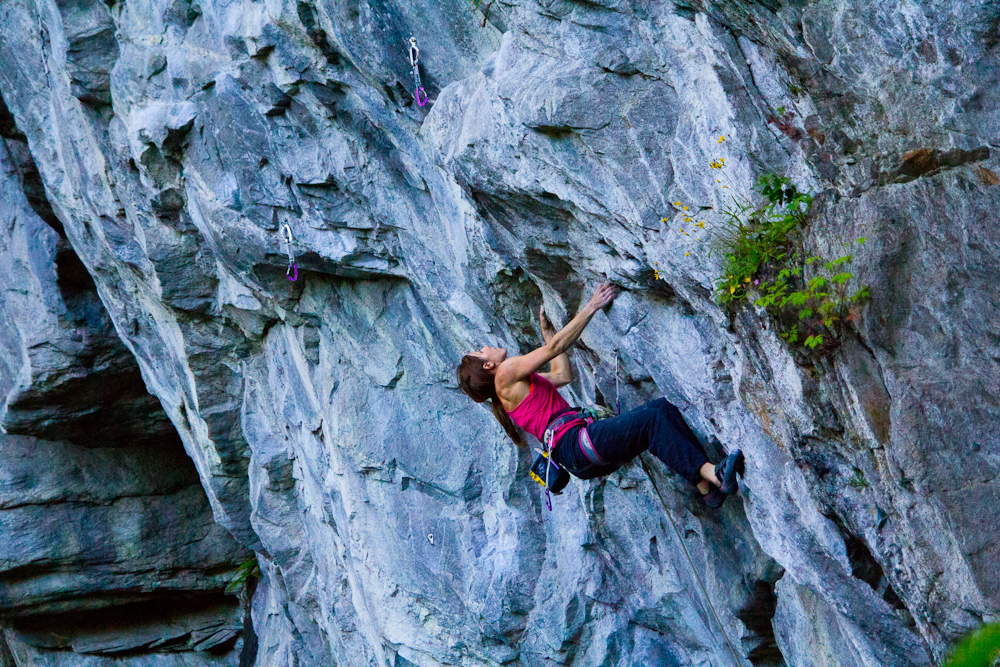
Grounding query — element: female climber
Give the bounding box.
[457,283,743,507]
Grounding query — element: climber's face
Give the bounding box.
[475,345,507,370]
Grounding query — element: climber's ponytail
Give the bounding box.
[490,397,526,449]
[457,355,526,450]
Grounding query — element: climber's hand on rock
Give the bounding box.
[585,283,618,313]
[540,306,556,342]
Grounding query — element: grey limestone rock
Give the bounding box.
[0,0,998,665]
[0,77,248,665]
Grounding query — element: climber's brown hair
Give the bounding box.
[457,355,526,450]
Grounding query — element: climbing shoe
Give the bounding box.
[715,449,744,496]
[702,486,727,509]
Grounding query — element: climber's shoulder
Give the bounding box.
[496,344,555,387]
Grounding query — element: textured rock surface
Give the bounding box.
[0,0,998,665]
[0,72,247,665]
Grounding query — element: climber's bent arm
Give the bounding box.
[538,352,573,387]
[537,306,573,387]
[496,303,599,391]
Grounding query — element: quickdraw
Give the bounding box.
[614,347,621,416]
[408,37,428,107]
[281,224,298,281]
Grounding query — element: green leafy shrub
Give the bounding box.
[942,622,1000,667]
[714,174,813,306]
[662,139,870,353]
[754,240,871,350]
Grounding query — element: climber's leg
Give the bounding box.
[584,398,710,486]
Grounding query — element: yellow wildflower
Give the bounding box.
[720,157,725,163]
[662,217,668,222]
[730,285,736,294]
[697,221,705,228]
[744,277,751,283]
[685,252,690,257]
[674,201,682,206]
[718,135,725,143]
[683,206,688,211]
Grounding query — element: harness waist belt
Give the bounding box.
[543,408,613,468]
[542,409,589,451]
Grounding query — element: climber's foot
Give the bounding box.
[715,449,744,496]
[702,486,727,509]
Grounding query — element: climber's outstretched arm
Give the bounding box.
[496,284,617,391]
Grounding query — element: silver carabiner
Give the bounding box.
[280,224,294,261]
[408,37,428,106]
[408,37,419,67]
[281,224,298,282]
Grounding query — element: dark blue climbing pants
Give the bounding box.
[553,398,710,485]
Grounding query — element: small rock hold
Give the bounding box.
[975,165,999,186]
[896,148,939,180]
[148,54,167,79]
[892,146,991,183]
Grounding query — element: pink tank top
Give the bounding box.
[507,374,580,447]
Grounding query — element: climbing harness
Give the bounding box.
[530,405,622,509]
[408,37,428,107]
[529,350,625,509]
[281,224,298,281]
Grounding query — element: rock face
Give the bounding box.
[0,74,247,665]
[0,0,998,665]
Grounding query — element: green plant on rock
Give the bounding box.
[941,621,1000,667]
[225,555,261,596]
[661,138,870,353]
[754,239,871,350]
[715,173,813,306]
[846,467,869,490]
